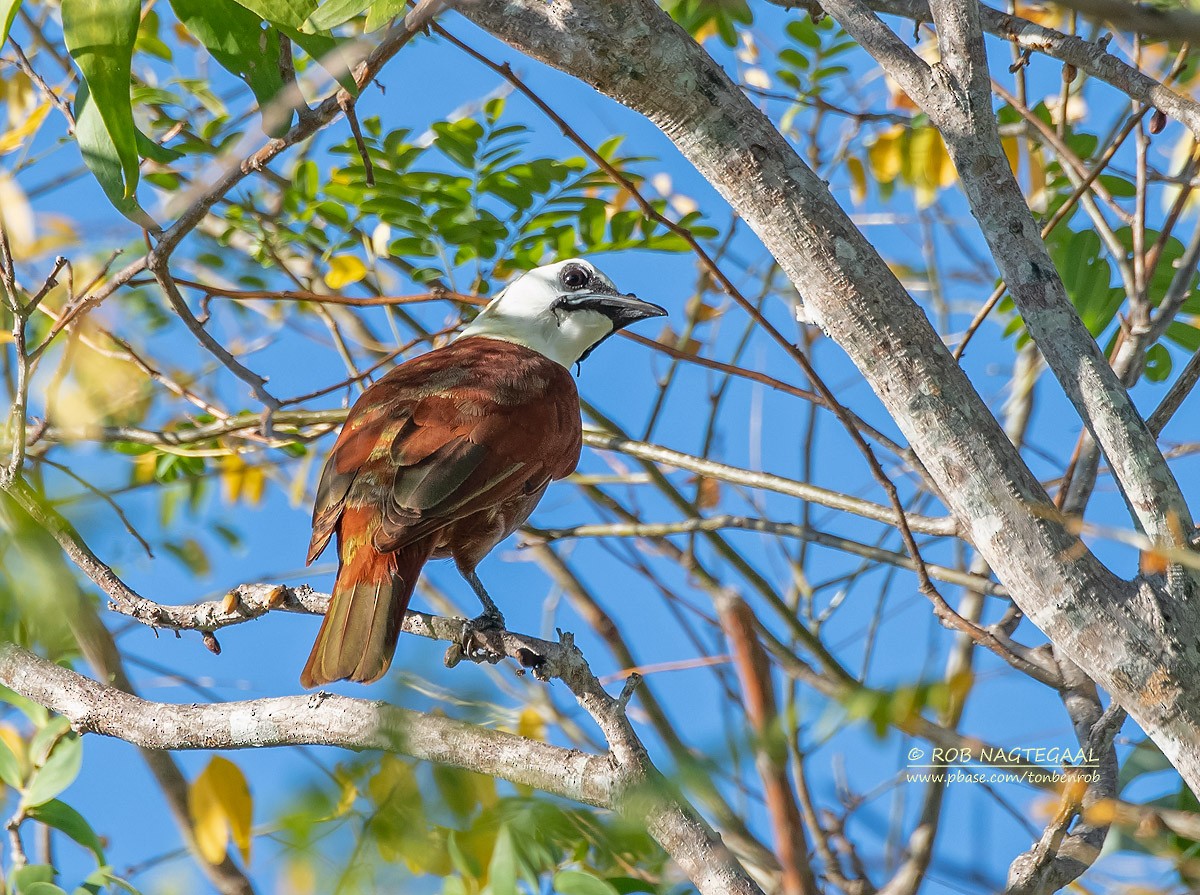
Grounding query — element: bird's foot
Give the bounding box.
[443,609,507,668]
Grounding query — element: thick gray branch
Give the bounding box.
[823,0,1195,564]
[0,639,764,895]
[453,0,1200,794]
[0,642,615,805]
[1050,0,1200,47]
[836,0,1200,136]
[773,0,1200,135]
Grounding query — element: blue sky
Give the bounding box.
[6,3,1200,893]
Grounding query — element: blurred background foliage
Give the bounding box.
[0,0,1197,893]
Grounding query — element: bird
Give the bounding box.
[300,258,667,688]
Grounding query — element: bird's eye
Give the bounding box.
[560,264,589,290]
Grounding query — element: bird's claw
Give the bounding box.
[444,611,507,668]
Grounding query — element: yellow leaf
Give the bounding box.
[1028,145,1047,213]
[242,464,265,506]
[517,706,545,741]
[21,215,78,262]
[656,326,702,356]
[221,454,246,505]
[1001,135,1021,177]
[0,103,49,156]
[190,776,228,864]
[173,21,197,46]
[333,769,358,818]
[283,858,317,895]
[743,67,771,89]
[934,135,957,188]
[133,451,157,485]
[0,72,37,128]
[368,755,419,803]
[1082,798,1117,825]
[0,174,33,249]
[0,724,27,778]
[691,20,719,44]
[847,155,867,205]
[219,455,264,505]
[908,127,955,209]
[57,324,152,429]
[1022,4,1065,28]
[188,756,253,866]
[867,125,905,185]
[325,255,367,289]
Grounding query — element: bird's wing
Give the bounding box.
[308,339,581,563]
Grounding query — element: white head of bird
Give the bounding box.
[459,258,667,368]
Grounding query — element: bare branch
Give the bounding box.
[456,0,1200,796]
[0,634,765,895]
[0,641,616,806]
[583,432,958,537]
[1051,0,1200,46]
[524,515,1003,594]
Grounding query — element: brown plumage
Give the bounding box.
[300,336,583,688]
[301,257,665,687]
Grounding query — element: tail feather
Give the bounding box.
[300,539,433,688]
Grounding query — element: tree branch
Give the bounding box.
[1049,0,1200,47]
[773,0,1200,137]
[0,641,615,805]
[0,630,766,895]
[34,417,960,538]
[454,0,1200,796]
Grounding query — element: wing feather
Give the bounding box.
[308,337,582,563]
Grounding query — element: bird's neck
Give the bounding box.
[458,312,604,369]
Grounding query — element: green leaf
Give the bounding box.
[364,0,405,31]
[1119,738,1174,792]
[73,80,158,230]
[29,716,70,766]
[486,825,517,895]
[1166,320,1200,352]
[1048,229,1123,336]
[1143,343,1172,382]
[1098,173,1136,198]
[135,130,183,164]
[23,884,69,895]
[432,119,483,168]
[79,865,140,895]
[22,733,82,809]
[553,870,621,895]
[62,0,141,198]
[607,878,659,895]
[0,733,22,788]
[306,0,372,31]
[170,0,293,137]
[280,25,359,95]
[228,0,315,30]
[11,865,55,892]
[0,685,50,726]
[0,0,22,46]
[29,799,106,861]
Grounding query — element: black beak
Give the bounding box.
[561,292,668,330]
